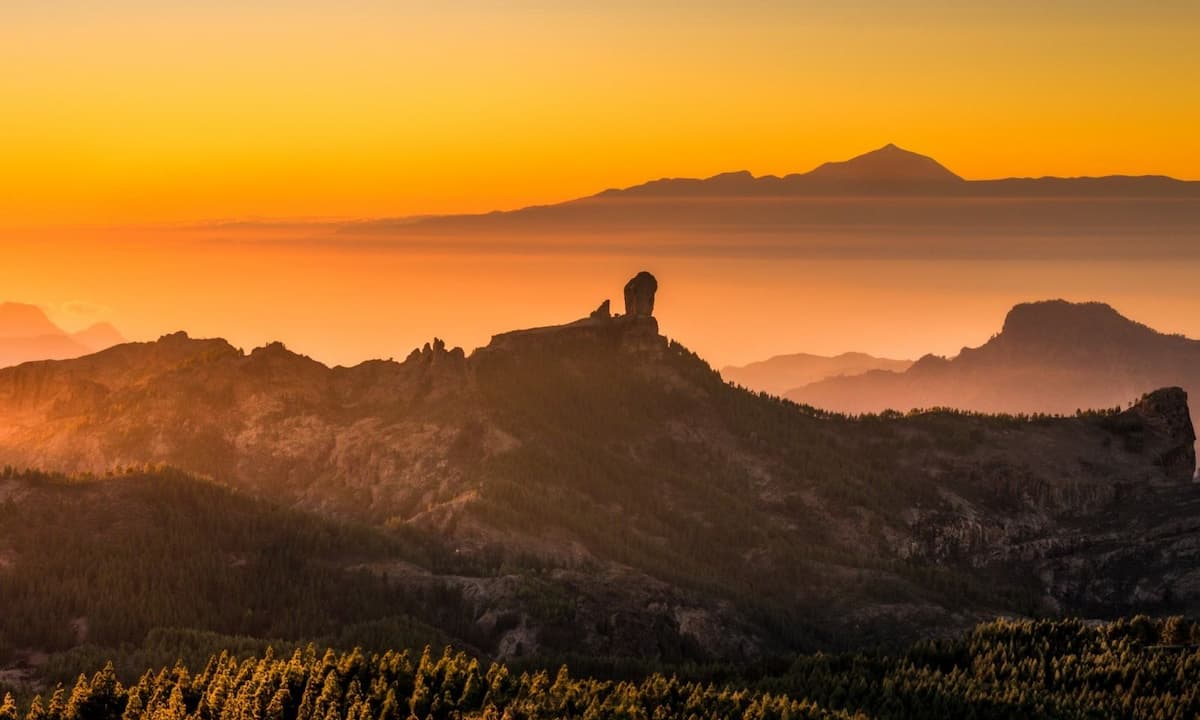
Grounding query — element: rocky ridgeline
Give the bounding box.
[0,272,1198,659]
[484,271,664,357]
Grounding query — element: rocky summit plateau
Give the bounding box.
[0,273,1198,664]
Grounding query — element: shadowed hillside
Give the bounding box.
[0,275,1197,669]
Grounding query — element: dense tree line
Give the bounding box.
[4,617,1200,720]
[0,468,458,666]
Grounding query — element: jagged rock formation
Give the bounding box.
[0,278,1197,660]
[487,273,662,356]
[623,271,658,317]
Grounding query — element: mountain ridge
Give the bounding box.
[0,274,1197,662]
[788,300,1200,430]
[585,144,1196,201]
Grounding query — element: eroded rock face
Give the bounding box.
[623,272,658,318]
[1117,387,1196,481]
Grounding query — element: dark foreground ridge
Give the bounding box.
[0,273,1197,669]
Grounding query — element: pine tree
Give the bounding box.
[24,696,47,720]
[0,694,19,720]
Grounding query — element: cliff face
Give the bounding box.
[0,277,1197,659]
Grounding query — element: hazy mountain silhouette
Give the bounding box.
[0,302,64,338]
[801,143,964,182]
[0,302,125,368]
[0,275,1195,660]
[788,300,1200,426]
[339,145,1200,261]
[589,144,1188,199]
[722,351,912,397]
[71,321,125,352]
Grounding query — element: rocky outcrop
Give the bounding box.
[1104,387,1196,481]
[486,274,663,355]
[623,271,657,318]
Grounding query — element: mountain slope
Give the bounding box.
[721,351,913,397]
[0,467,448,665]
[787,300,1200,424]
[0,276,1197,661]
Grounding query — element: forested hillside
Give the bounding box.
[0,468,461,676]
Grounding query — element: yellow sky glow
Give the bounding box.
[2,1,1198,226]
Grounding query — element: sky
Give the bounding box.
[2,0,1198,226]
[1,1,1198,369]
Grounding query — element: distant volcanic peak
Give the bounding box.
[0,302,62,339]
[804,143,964,183]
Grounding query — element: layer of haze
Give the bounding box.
[3,1,1198,368]
[5,225,1200,369]
[2,0,1199,225]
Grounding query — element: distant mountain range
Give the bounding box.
[0,302,124,368]
[342,144,1199,260]
[0,274,1195,664]
[721,351,913,397]
[588,143,1196,199]
[783,301,1200,458]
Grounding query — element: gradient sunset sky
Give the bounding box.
[2,1,1199,370]
[3,0,1198,226]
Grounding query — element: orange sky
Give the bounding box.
[2,2,1199,369]
[2,1,1198,226]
